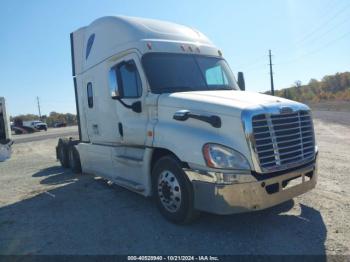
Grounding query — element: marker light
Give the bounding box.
[180,45,186,51]
[147,42,152,50]
[188,46,193,52]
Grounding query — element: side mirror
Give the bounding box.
[131,101,142,113]
[237,72,245,91]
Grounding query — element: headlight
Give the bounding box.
[202,143,250,170]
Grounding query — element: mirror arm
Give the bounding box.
[114,98,142,113]
[115,97,132,109]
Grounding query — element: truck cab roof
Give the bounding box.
[71,16,220,76]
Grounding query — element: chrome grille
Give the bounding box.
[252,110,315,170]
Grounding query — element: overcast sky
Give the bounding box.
[1,0,349,116]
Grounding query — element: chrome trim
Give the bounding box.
[241,103,316,174]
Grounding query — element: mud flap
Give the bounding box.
[0,140,13,161]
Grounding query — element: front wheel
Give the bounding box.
[152,155,199,224]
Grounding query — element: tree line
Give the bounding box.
[266,72,350,102]
[11,112,77,127]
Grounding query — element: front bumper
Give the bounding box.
[188,158,318,215]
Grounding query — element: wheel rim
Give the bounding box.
[157,170,182,213]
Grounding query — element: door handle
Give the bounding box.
[118,122,123,137]
[173,110,221,128]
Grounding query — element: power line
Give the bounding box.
[243,62,267,72]
[236,54,267,69]
[289,10,350,54]
[234,1,348,71]
[276,29,350,65]
[245,21,350,72]
[297,0,350,43]
[292,1,350,47]
[299,15,350,48]
[274,1,350,56]
[235,1,348,71]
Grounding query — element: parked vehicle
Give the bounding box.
[12,126,28,135]
[21,126,39,133]
[57,16,318,223]
[0,97,13,161]
[54,122,67,128]
[23,120,47,131]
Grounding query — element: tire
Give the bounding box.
[68,145,82,174]
[152,155,200,224]
[57,140,69,168]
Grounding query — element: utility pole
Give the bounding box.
[37,96,42,120]
[269,49,275,96]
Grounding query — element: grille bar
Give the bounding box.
[252,110,315,171]
[258,145,315,159]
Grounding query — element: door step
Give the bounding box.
[112,176,145,192]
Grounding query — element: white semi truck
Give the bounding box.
[0,97,13,161]
[57,16,318,223]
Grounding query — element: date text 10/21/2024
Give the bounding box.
[127,256,219,261]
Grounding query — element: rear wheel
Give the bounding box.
[57,140,69,168]
[68,145,82,174]
[152,155,199,224]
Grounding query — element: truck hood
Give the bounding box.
[158,90,303,117]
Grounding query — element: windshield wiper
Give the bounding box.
[158,86,196,94]
[157,85,234,94]
[206,85,235,91]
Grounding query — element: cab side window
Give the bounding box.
[205,65,229,85]
[87,82,93,108]
[109,60,142,98]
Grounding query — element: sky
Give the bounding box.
[0,0,349,116]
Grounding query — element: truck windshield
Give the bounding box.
[142,53,239,94]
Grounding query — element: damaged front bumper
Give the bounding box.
[185,156,318,215]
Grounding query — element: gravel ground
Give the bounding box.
[0,112,349,255]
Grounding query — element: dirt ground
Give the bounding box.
[0,112,349,255]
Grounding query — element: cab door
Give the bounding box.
[108,53,149,146]
[82,77,100,142]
